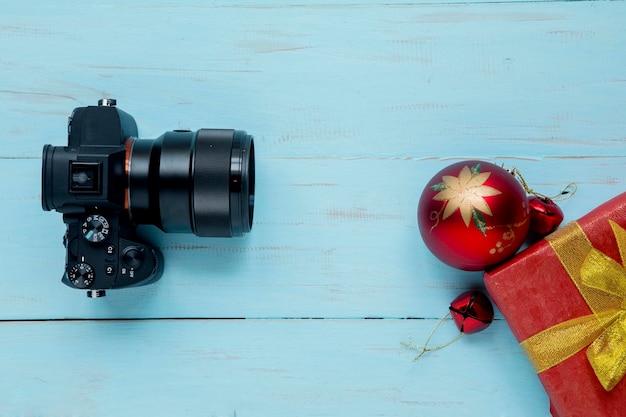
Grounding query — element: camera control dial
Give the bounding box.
[81,214,110,243]
[68,262,95,288]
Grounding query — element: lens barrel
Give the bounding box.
[128,129,254,237]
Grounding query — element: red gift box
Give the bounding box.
[484,192,626,417]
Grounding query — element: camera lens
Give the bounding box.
[127,129,254,237]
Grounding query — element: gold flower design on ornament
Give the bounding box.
[430,163,502,236]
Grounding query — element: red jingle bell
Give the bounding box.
[449,290,494,334]
[528,195,564,237]
[402,290,494,361]
[418,160,530,271]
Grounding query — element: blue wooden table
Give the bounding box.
[2,1,625,415]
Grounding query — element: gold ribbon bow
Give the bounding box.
[520,220,626,391]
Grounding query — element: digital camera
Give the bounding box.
[42,99,255,297]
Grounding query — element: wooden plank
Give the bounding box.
[2,1,626,158]
[1,155,624,319]
[0,318,549,417]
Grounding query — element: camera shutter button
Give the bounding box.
[98,98,116,107]
[122,246,145,268]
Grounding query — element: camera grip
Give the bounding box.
[62,212,163,296]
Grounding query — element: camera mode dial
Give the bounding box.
[81,214,110,243]
[68,262,95,288]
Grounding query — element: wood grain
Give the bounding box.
[2,1,625,415]
[0,319,547,417]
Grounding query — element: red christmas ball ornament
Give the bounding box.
[418,160,530,270]
[528,195,564,236]
[449,290,494,334]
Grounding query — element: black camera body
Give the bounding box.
[42,100,255,297]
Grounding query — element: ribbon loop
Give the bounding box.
[581,249,626,299]
[587,312,626,391]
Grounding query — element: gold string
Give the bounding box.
[402,313,465,362]
[506,167,577,202]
